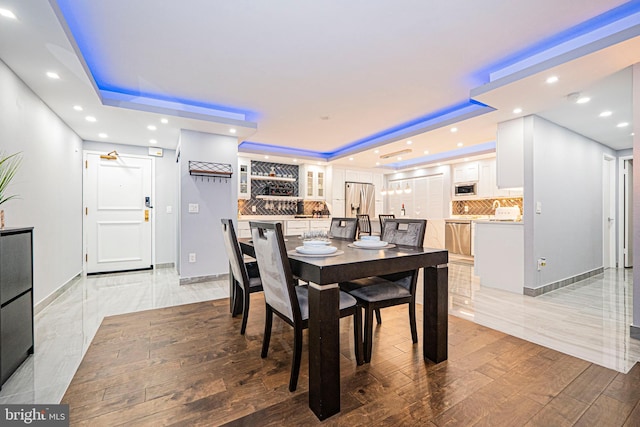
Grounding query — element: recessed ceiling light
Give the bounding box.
[46,72,60,80]
[229,128,237,134]
[599,111,612,117]
[457,142,463,147]
[437,163,441,166]
[464,158,469,162]
[397,156,402,161]
[406,140,412,145]
[631,133,635,136]
[423,150,429,155]
[264,155,269,159]
[375,162,380,166]
[0,8,17,19]
[85,116,96,122]
[513,108,522,114]
[293,159,298,162]
[374,150,379,154]
[576,96,590,104]
[317,161,322,165]
[450,127,458,133]
[617,122,629,128]
[349,157,354,161]
[149,139,157,144]
[160,118,168,124]
[98,133,107,138]
[546,76,559,84]
[73,105,83,111]
[147,125,157,131]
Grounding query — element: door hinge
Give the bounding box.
[85,254,88,262]
[85,207,88,215]
[85,160,88,169]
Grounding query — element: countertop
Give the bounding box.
[238,215,332,221]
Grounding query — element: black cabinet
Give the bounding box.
[0,227,34,388]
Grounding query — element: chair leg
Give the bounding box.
[364,306,374,363]
[409,301,418,344]
[261,305,273,358]
[353,307,364,365]
[375,308,382,325]
[240,287,250,335]
[289,324,303,392]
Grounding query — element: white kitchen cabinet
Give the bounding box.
[237,158,251,200]
[345,169,373,184]
[301,164,326,200]
[453,162,479,183]
[237,220,251,238]
[331,199,346,217]
[309,219,331,232]
[286,220,309,236]
[331,168,346,200]
[345,170,358,182]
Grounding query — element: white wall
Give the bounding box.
[83,141,177,265]
[523,115,615,291]
[0,59,83,305]
[178,129,237,280]
[632,62,640,333]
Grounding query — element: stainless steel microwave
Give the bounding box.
[454,183,476,196]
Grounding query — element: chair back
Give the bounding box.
[356,214,372,235]
[221,219,250,290]
[382,219,426,247]
[249,221,300,324]
[329,217,358,240]
[378,214,395,230]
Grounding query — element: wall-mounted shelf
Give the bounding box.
[252,175,295,182]
[189,161,233,179]
[256,195,302,201]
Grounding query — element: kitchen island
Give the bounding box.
[474,220,524,294]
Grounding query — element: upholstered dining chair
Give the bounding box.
[356,214,381,239]
[221,219,263,335]
[339,218,427,363]
[378,214,395,231]
[249,221,363,391]
[329,217,358,240]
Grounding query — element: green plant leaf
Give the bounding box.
[0,152,23,206]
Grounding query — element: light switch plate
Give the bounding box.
[188,203,199,213]
[166,205,173,214]
[536,201,542,214]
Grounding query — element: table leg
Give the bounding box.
[308,283,340,420]
[423,264,448,363]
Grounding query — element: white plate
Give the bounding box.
[353,240,388,248]
[296,245,338,255]
[303,240,330,246]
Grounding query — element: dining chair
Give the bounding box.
[221,219,263,335]
[339,218,427,363]
[329,217,358,240]
[249,221,363,391]
[378,214,395,231]
[356,214,380,238]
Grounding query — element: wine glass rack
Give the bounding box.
[189,161,233,182]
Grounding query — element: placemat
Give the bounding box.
[287,249,345,258]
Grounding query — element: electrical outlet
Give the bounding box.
[188,203,199,213]
[537,257,546,271]
[252,205,257,212]
[189,253,196,263]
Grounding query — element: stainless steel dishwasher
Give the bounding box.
[445,220,471,255]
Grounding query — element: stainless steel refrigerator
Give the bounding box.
[345,182,375,218]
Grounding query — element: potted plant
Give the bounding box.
[0,152,22,229]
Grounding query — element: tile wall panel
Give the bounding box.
[451,197,523,216]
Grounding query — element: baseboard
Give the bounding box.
[179,273,229,285]
[631,325,640,340]
[523,267,604,297]
[34,271,82,316]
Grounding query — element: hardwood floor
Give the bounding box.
[62,294,640,426]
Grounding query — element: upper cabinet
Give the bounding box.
[301,164,326,200]
[452,162,479,183]
[237,157,251,199]
[496,118,524,188]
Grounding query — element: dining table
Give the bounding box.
[232,235,448,421]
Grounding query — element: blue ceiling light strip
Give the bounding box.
[238,141,329,160]
[385,141,497,170]
[53,0,257,123]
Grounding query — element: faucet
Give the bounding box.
[492,200,501,210]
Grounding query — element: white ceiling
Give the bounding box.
[0,0,636,169]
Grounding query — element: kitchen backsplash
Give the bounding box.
[451,197,523,216]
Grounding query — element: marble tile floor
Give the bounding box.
[1,262,638,406]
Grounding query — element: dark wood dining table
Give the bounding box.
[232,236,448,420]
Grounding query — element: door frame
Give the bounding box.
[618,155,633,268]
[82,150,156,274]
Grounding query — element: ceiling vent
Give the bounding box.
[379,148,412,159]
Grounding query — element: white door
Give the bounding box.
[624,159,634,268]
[603,156,616,268]
[84,152,153,273]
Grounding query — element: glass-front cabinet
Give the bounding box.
[238,157,251,199]
[301,164,325,200]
